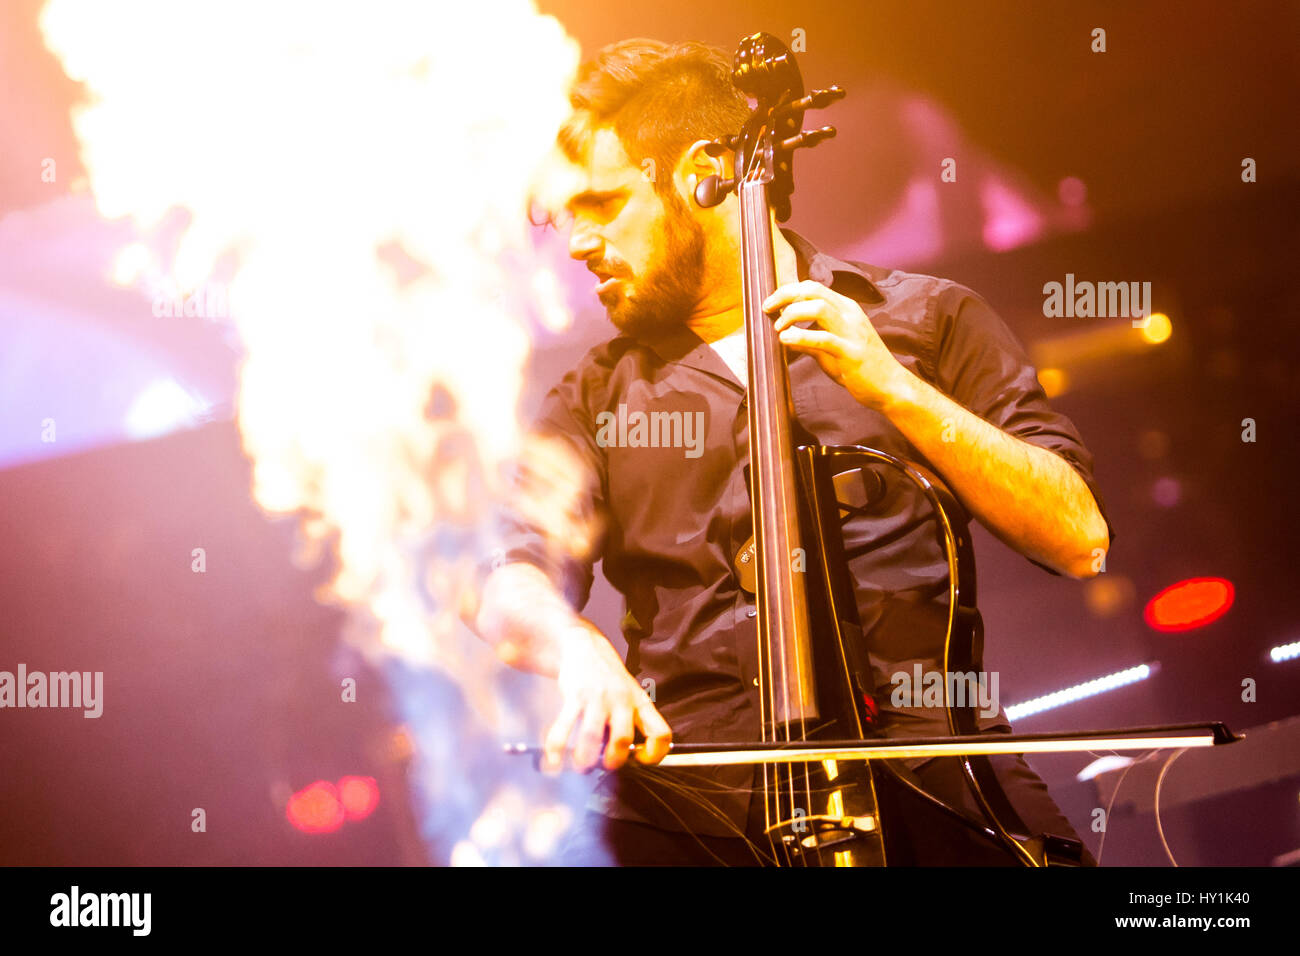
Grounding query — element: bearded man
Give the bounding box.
[469,38,1113,866]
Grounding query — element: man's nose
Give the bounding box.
[568,225,603,263]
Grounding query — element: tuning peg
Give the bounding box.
[703,136,737,157]
[811,85,846,107]
[779,125,836,152]
[778,85,847,116]
[694,174,737,208]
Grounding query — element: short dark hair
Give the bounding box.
[557,39,750,197]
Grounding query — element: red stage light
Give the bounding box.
[1144,577,1235,632]
[286,780,345,834]
[337,775,381,821]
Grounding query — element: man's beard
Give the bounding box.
[604,191,706,338]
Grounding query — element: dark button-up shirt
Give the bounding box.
[493,228,1114,835]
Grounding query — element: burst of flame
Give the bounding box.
[41,0,591,860]
[42,0,577,658]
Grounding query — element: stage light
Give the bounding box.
[337,775,380,821]
[1037,367,1068,397]
[1139,312,1172,344]
[1004,663,1154,721]
[1144,577,1234,632]
[1057,176,1087,207]
[1151,476,1181,508]
[1269,641,1300,663]
[286,780,345,834]
[1084,574,1135,618]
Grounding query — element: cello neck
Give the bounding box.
[738,178,819,730]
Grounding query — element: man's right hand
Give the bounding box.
[468,562,671,773]
[542,624,672,773]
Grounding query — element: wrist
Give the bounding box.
[552,617,613,668]
[870,363,924,416]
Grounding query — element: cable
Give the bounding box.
[1096,749,1159,866]
[1153,747,1188,867]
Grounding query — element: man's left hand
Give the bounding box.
[764,280,909,411]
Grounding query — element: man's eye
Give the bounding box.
[566,195,621,222]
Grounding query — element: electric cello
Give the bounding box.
[510,31,1240,866]
[694,29,1005,866]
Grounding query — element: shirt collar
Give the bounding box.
[633,227,885,367]
[780,226,886,305]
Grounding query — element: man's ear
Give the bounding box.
[675,138,730,199]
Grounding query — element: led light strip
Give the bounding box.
[1269,641,1300,663]
[1004,663,1154,721]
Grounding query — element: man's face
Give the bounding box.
[561,127,706,336]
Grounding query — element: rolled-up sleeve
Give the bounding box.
[483,363,609,610]
[929,284,1116,574]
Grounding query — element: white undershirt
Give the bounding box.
[708,327,748,385]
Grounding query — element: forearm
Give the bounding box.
[470,561,604,678]
[881,369,1110,579]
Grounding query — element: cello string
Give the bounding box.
[763,123,816,864]
[740,166,771,860]
[743,121,817,866]
[763,144,803,865]
[741,143,793,867]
